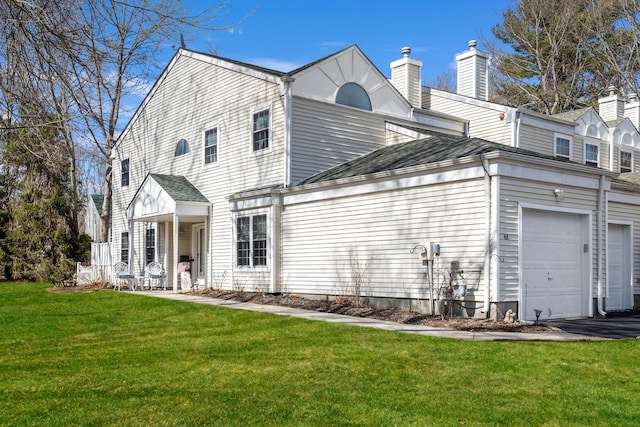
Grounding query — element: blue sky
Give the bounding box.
[177,0,516,84]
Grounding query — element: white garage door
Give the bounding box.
[607,224,632,311]
[522,209,589,321]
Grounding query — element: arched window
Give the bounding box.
[175,138,190,156]
[336,82,372,111]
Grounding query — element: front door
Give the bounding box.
[607,223,632,311]
[193,224,206,286]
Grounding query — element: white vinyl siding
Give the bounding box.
[280,178,486,301]
[290,97,386,183]
[424,91,513,145]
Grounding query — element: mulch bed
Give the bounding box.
[48,283,552,332]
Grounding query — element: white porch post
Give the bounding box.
[164,222,169,269]
[128,219,134,273]
[173,213,179,293]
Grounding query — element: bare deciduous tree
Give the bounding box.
[1,0,237,244]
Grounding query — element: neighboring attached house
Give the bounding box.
[111,41,640,321]
[85,194,105,242]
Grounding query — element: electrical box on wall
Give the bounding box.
[420,242,440,264]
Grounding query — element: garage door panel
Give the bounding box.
[522,209,588,321]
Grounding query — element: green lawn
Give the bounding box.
[1,282,639,426]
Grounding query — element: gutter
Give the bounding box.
[597,174,607,317]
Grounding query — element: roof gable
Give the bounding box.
[127,174,209,221]
[289,45,411,118]
[610,117,640,149]
[114,48,284,154]
[573,108,609,139]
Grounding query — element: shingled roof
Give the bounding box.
[149,174,209,203]
[297,133,574,185]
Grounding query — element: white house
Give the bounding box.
[110,42,640,321]
[84,194,105,243]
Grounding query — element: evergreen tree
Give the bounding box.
[489,0,638,114]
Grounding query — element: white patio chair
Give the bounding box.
[113,262,134,291]
[146,262,167,290]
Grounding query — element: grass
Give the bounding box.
[1,282,640,426]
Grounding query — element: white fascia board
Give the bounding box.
[114,50,282,155]
[426,87,514,113]
[282,166,485,206]
[411,110,467,134]
[385,122,427,139]
[175,202,210,217]
[519,112,577,134]
[229,196,275,212]
[609,191,640,205]
[494,162,606,189]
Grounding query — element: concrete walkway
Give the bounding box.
[130,291,595,342]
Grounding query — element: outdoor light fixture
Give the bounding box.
[534,309,542,325]
[553,188,564,201]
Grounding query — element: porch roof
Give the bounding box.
[127,173,210,222]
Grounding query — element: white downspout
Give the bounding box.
[514,111,521,148]
[597,174,606,316]
[281,75,294,187]
[482,157,492,317]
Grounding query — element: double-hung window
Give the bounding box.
[121,158,130,187]
[252,108,270,151]
[554,134,571,159]
[236,214,267,267]
[620,150,633,173]
[145,227,156,265]
[121,232,129,263]
[204,126,218,165]
[585,142,599,167]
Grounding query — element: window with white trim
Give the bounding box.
[584,142,599,167]
[121,158,130,187]
[554,134,571,159]
[336,82,372,111]
[204,126,218,165]
[620,150,633,173]
[120,232,129,263]
[236,214,267,267]
[145,227,156,265]
[175,138,190,156]
[252,108,270,151]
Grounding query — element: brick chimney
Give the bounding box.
[598,86,625,122]
[390,47,422,107]
[456,40,489,101]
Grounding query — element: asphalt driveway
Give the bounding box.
[547,312,640,340]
